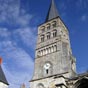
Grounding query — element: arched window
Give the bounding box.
[47,24,50,30]
[41,26,45,33]
[47,32,51,39]
[43,49,46,55]
[48,47,51,53]
[41,50,43,56]
[54,45,57,52]
[51,46,54,52]
[52,21,56,28]
[46,48,48,54]
[41,35,45,42]
[53,30,57,37]
[37,51,41,57]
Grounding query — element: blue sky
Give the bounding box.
[0,0,88,88]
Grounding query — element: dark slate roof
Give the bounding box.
[45,0,59,22]
[0,65,9,85]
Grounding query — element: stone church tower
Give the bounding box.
[30,0,88,88]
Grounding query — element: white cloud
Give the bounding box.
[2,63,34,88]
[8,47,34,69]
[0,0,33,26]
[0,0,20,23]
[15,27,36,49]
[0,26,36,88]
[16,12,33,27]
[0,28,11,38]
[0,0,36,88]
[81,15,88,21]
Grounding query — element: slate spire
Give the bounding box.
[45,0,59,22]
[0,58,9,85]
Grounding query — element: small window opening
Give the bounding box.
[41,27,45,33]
[47,26,50,30]
[53,30,57,37]
[47,33,51,39]
[46,69,49,74]
[52,21,56,28]
[41,35,44,42]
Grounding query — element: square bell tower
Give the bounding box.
[30,0,77,88]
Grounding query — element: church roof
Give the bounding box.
[0,65,9,85]
[45,0,59,22]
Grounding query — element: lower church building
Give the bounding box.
[0,58,9,88]
[30,0,88,88]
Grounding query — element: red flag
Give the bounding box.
[0,57,2,65]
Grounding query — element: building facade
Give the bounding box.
[30,0,88,88]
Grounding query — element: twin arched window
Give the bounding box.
[52,21,56,28]
[47,32,51,39]
[40,21,57,32]
[41,35,44,42]
[41,26,45,33]
[47,24,50,30]
[40,30,57,42]
[53,30,57,37]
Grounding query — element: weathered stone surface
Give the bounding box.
[30,0,88,88]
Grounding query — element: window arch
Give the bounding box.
[47,24,50,30]
[52,21,57,28]
[46,48,48,54]
[54,45,57,52]
[51,46,54,52]
[48,47,51,53]
[37,83,44,88]
[47,32,51,39]
[41,35,45,42]
[41,50,43,56]
[53,29,57,37]
[43,49,46,55]
[41,26,45,33]
[37,51,41,57]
